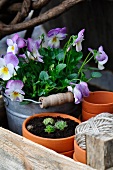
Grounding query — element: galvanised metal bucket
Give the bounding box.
[0,95,7,128]
[2,93,81,135]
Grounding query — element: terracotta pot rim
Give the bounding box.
[61,150,74,154]
[83,91,113,105]
[22,112,81,141]
[82,109,99,115]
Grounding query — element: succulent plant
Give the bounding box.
[55,120,68,130]
[44,125,55,133]
[43,117,55,125]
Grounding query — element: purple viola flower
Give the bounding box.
[67,81,89,104]
[4,52,19,67]
[67,85,82,104]
[12,34,19,42]
[16,37,26,48]
[35,37,43,49]
[88,46,108,70]
[27,38,43,62]
[96,46,108,70]
[27,38,35,52]
[27,38,41,52]
[73,82,89,104]
[47,27,67,48]
[73,29,85,52]
[18,54,26,58]
[73,86,83,104]
[76,82,90,97]
[5,80,25,102]
[7,34,26,54]
[88,47,94,54]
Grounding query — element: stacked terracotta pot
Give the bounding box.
[73,140,86,164]
[82,91,113,121]
[73,91,113,163]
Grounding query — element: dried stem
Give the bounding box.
[0,0,84,39]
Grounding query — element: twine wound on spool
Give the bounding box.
[39,92,74,108]
[75,112,113,150]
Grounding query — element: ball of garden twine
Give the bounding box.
[75,112,113,150]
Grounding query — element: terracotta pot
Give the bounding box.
[82,91,113,121]
[73,152,78,161]
[22,113,81,156]
[74,140,86,164]
[82,110,97,122]
[61,150,74,158]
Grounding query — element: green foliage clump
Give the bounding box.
[43,117,68,133]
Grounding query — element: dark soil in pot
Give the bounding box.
[26,116,79,139]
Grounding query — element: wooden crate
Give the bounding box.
[1,127,113,170]
[0,127,94,170]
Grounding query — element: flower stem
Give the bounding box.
[78,52,92,76]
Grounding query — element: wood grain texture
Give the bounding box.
[86,132,113,170]
[0,127,95,170]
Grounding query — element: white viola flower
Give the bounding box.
[0,59,14,80]
[26,51,43,63]
[73,29,85,52]
[7,34,26,55]
[7,34,19,54]
[67,86,73,92]
[13,66,20,76]
[0,52,19,80]
[5,80,25,102]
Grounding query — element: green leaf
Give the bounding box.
[39,47,48,57]
[67,73,78,80]
[23,76,27,83]
[39,71,49,80]
[60,79,70,87]
[55,49,65,61]
[70,48,83,62]
[56,64,66,73]
[87,67,99,71]
[74,51,83,62]
[91,72,102,78]
[80,72,88,82]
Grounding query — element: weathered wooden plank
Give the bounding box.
[86,132,113,170]
[0,127,95,170]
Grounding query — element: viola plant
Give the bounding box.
[0,27,108,104]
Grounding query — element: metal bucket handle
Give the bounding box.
[2,92,74,108]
